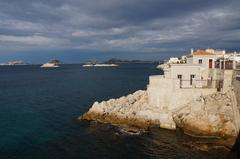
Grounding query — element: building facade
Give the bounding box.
[147,49,237,128]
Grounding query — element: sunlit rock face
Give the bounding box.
[80,90,176,130]
[173,91,237,138]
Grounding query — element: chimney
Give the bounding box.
[191,48,194,55]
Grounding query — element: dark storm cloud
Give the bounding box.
[0,0,240,55]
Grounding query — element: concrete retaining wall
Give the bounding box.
[232,70,240,133]
[147,75,217,111]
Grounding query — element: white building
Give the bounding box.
[168,57,180,64]
[147,49,236,129]
[187,49,225,69]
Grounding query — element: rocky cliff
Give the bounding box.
[80,90,238,142]
[173,91,237,138]
[80,90,175,131]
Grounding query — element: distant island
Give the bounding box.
[82,58,156,67]
[104,58,155,64]
[0,60,28,66]
[41,59,62,68]
[82,60,118,67]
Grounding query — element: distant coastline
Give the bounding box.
[103,58,156,64]
[81,58,158,67]
[0,58,159,67]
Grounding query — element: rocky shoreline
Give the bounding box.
[173,92,237,138]
[80,90,238,147]
[80,111,158,131]
[80,90,162,131]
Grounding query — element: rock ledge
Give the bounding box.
[80,90,175,131]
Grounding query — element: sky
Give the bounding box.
[0,0,240,63]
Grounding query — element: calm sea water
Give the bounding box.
[0,64,226,159]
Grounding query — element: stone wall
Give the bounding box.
[233,70,240,108]
[232,69,240,133]
[147,75,217,111]
[223,70,234,92]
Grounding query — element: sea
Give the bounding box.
[0,63,228,159]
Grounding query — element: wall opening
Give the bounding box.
[209,59,213,68]
[190,74,195,85]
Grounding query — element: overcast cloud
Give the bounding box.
[0,0,240,61]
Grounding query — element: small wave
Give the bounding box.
[117,127,143,136]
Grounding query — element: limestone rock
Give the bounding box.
[80,89,238,142]
[173,91,237,138]
[80,90,175,130]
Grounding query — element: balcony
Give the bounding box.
[178,79,223,91]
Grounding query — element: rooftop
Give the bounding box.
[193,50,214,55]
[192,49,225,56]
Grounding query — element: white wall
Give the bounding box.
[186,57,193,64]
[192,55,223,69]
[170,64,201,80]
[223,70,234,92]
[147,75,217,111]
[170,64,202,88]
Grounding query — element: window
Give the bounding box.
[177,75,182,79]
[209,59,213,68]
[190,74,195,85]
[198,59,203,64]
[177,75,182,88]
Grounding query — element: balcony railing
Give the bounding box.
[215,61,234,69]
[178,79,223,91]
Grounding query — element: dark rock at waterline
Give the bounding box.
[224,132,240,159]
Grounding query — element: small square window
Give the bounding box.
[198,59,203,64]
[177,75,182,79]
